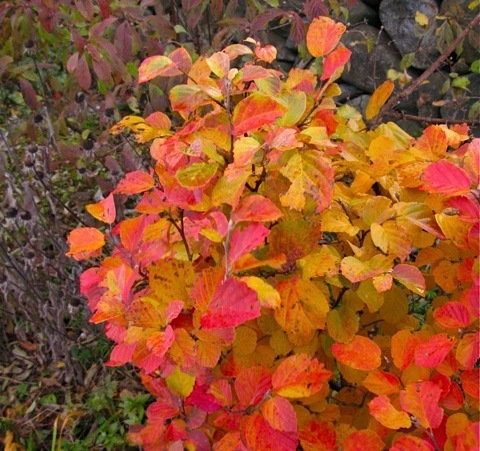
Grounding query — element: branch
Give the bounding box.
[370,13,480,128]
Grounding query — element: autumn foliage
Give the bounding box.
[67,17,479,451]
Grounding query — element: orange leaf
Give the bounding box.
[341,255,392,283]
[456,332,480,369]
[66,227,105,261]
[272,354,331,398]
[434,301,472,329]
[234,366,272,407]
[232,93,286,135]
[114,171,155,195]
[331,335,381,371]
[399,381,444,429]
[368,395,412,430]
[299,421,337,451]
[362,370,402,395]
[306,16,346,57]
[365,80,395,120]
[86,192,116,224]
[274,276,329,346]
[460,369,479,399]
[414,333,456,368]
[343,430,384,451]
[232,195,283,223]
[392,264,426,295]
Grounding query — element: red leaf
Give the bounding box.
[114,171,155,195]
[200,278,260,329]
[306,16,346,57]
[272,354,331,398]
[261,397,297,433]
[228,223,270,266]
[331,335,381,371]
[241,412,298,451]
[234,366,272,407]
[289,13,306,45]
[399,381,444,429]
[304,0,329,20]
[232,195,283,223]
[320,45,351,81]
[232,93,287,136]
[421,160,472,196]
[414,333,456,368]
[390,436,435,451]
[66,227,105,261]
[19,79,39,111]
[114,21,132,63]
[76,53,92,91]
[434,302,472,329]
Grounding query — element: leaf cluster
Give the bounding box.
[68,15,479,451]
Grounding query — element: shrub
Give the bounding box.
[67,16,479,451]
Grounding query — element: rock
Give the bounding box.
[340,24,403,93]
[379,0,439,70]
[349,94,371,116]
[416,71,448,118]
[440,0,480,66]
[361,0,382,8]
[341,1,379,27]
[336,83,365,103]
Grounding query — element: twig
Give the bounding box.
[383,111,479,126]
[370,13,480,128]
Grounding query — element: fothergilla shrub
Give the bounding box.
[67,17,479,451]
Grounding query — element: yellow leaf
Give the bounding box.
[243,276,281,309]
[321,208,359,236]
[298,246,341,279]
[166,366,195,397]
[365,80,395,120]
[415,11,429,27]
[327,305,359,344]
[357,280,384,312]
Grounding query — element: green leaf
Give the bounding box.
[470,59,480,74]
[400,52,416,70]
[451,76,470,89]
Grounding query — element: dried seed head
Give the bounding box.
[24,39,36,55]
[5,207,18,219]
[83,138,95,152]
[75,92,86,104]
[26,143,38,154]
[24,154,35,168]
[20,210,32,221]
[33,113,44,124]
